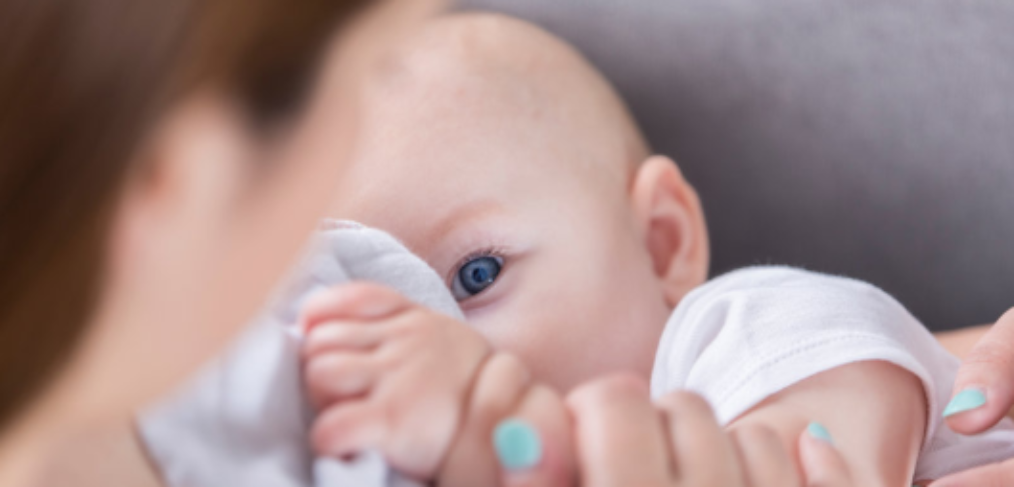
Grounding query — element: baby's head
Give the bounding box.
[332,13,709,391]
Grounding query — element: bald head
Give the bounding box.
[358,12,649,178]
[330,14,708,392]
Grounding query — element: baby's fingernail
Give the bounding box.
[494,418,543,471]
[806,422,834,445]
[943,388,987,418]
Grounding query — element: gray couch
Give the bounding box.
[459,0,1014,331]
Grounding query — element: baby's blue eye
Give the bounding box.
[451,255,503,301]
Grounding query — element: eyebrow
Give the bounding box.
[422,199,507,251]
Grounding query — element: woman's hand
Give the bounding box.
[943,308,1014,434]
[933,308,1014,486]
[565,375,854,487]
[488,373,856,487]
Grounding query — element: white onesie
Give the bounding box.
[141,225,1014,486]
[651,266,1014,481]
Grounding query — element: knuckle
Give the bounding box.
[962,342,1014,375]
[390,309,432,336]
[303,327,339,357]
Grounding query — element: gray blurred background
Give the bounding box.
[459,0,1014,331]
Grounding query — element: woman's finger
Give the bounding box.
[945,307,1014,435]
[494,385,576,487]
[656,391,742,487]
[566,374,672,487]
[798,423,852,487]
[729,424,802,487]
[439,353,531,487]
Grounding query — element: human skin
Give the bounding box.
[316,12,925,487]
[330,12,703,394]
[934,308,1014,486]
[936,325,991,359]
[305,282,860,487]
[566,375,860,487]
[0,1,446,485]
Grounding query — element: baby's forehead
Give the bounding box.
[334,14,648,220]
[366,21,580,129]
[361,13,646,161]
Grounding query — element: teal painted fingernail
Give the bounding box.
[807,422,834,444]
[494,419,542,471]
[943,388,987,418]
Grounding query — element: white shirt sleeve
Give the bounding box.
[650,266,1014,480]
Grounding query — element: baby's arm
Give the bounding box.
[728,360,926,487]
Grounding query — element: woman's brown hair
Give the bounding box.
[0,0,369,430]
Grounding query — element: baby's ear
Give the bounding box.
[631,156,709,307]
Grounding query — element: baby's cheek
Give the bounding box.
[466,248,665,390]
[466,311,571,390]
[582,270,670,379]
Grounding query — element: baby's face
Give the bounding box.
[332,64,673,391]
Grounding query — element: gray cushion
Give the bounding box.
[458,0,1014,331]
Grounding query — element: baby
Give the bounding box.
[302,12,1014,486]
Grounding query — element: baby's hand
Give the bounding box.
[301,282,491,480]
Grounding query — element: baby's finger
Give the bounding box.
[440,353,531,487]
[729,424,801,487]
[945,307,1014,435]
[566,374,672,487]
[303,321,386,357]
[300,282,413,332]
[305,353,377,408]
[656,391,742,487]
[495,385,575,487]
[311,401,386,457]
[798,423,853,487]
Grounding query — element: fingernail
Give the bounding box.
[494,418,543,471]
[943,388,987,418]
[806,422,834,445]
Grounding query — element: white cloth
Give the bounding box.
[140,221,458,487]
[651,266,1014,480]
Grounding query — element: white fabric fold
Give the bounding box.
[651,266,1014,480]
